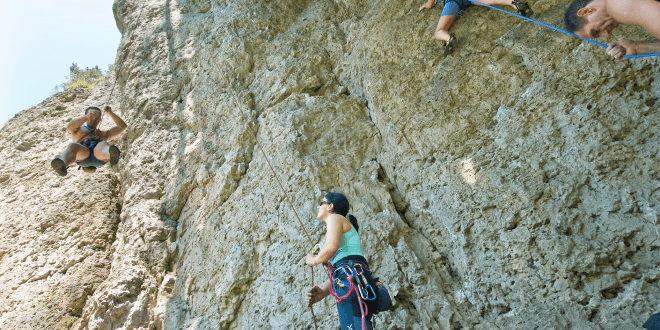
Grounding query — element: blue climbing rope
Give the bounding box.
[469,0,660,58]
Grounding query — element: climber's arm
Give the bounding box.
[100,106,127,141]
[66,114,91,135]
[607,39,660,60]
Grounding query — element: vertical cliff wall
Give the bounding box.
[1,0,659,329]
[0,84,122,330]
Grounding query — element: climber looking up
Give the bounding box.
[565,0,660,60]
[306,193,382,330]
[419,0,534,56]
[50,106,126,176]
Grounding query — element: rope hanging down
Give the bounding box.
[470,0,660,59]
[98,4,148,128]
[97,55,127,129]
[224,80,319,330]
[104,58,124,108]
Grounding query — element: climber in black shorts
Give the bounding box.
[565,0,660,60]
[419,0,534,56]
[50,106,127,176]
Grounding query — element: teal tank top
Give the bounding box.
[329,219,364,265]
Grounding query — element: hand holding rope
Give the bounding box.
[470,0,660,59]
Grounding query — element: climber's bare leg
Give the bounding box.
[434,15,456,41]
[93,141,112,162]
[477,0,519,10]
[61,143,91,166]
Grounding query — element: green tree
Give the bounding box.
[51,63,114,95]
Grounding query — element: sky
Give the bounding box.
[0,0,121,128]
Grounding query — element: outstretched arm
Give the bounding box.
[66,114,91,135]
[634,41,660,53]
[604,0,660,60]
[607,39,660,60]
[100,106,127,141]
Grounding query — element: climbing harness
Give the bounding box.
[470,0,660,58]
[327,262,370,330]
[326,261,375,330]
[313,240,390,328]
[76,125,99,144]
[352,264,377,301]
[224,79,319,330]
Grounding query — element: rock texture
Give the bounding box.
[2,0,660,329]
[0,84,122,330]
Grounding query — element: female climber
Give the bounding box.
[305,192,379,330]
[419,0,534,56]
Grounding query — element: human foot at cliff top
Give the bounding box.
[565,0,660,60]
[51,106,127,177]
[419,0,533,55]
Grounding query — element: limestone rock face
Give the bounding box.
[0,84,121,330]
[2,0,660,329]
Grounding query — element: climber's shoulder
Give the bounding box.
[606,0,660,30]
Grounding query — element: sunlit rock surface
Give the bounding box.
[2,0,659,329]
[0,84,122,330]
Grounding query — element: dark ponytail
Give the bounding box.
[324,192,359,231]
[348,214,359,232]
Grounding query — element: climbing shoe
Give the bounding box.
[443,34,457,57]
[512,0,533,17]
[51,158,67,177]
[109,145,121,166]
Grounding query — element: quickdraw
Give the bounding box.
[352,264,377,301]
[326,261,373,330]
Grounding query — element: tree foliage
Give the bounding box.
[51,63,114,95]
